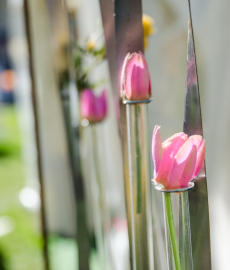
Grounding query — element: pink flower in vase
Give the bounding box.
[120,51,151,101]
[152,125,205,190]
[80,89,107,123]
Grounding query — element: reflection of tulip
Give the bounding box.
[80,89,107,123]
[120,52,151,101]
[152,125,205,189]
[186,56,197,87]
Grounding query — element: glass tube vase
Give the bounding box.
[125,100,154,270]
[155,184,194,270]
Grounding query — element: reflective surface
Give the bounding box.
[126,104,153,270]
[183,1,211,269]
[163,193,175,270]
[123,99,153,105]
[24,0,79,269]
[114,0,154,269]
[179,192,193,270]
[90,124,115,270]
[163,192,193,270]
[76,0,129,268]
[154,182,194,193]
[99,0,118,99]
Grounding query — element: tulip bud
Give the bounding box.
[80,89,107,123]
[120,51,151,101]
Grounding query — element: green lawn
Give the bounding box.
[0,105,103,270]
[0,105,43,270]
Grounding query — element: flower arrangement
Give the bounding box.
[152,125,205,190]
[152,125,205,270]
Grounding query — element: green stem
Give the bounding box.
[164,192,182,270]
[135,105,142,213]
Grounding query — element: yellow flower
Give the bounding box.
[142,14,157,49]
[86,39,96,51]
[143,36,148,50]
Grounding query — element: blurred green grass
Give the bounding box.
[0,105,43,270]
[0,105,102,270]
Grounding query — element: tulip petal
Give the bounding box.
[163,132,188,145]
[190,135,205,177]
[139,51,152,97]
[181,133,189,141]
[80,89,97,122]
[180,145,197,187]
[192,135,203,150]
[120,53,130,97]
[167,137,195,189]
[155,135,185,187]
[152,126,163,177]
[125,53,150,100]
[96,90,107,121]
[193,140,205,177]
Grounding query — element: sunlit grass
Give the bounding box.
[0,105,43,270]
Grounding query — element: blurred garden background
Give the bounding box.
[1,0,230,269]
[0,105,43,270]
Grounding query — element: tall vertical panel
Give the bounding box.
[24,1,49,269]
[114,1,154,269]
[99,0,118,99]
[183,1,212,269]
[24,0,78,269]
[44,0,91,269]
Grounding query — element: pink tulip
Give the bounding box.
[152,125,205,189]
[120,51,151,100]
[80,89,107,123]
[95,90,107,121]
[80,89,96,122]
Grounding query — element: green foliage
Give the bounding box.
[0,245,9,270]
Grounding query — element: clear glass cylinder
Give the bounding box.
[81,124,108,269]
[163,191,193,270]
[125,103,154,270]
